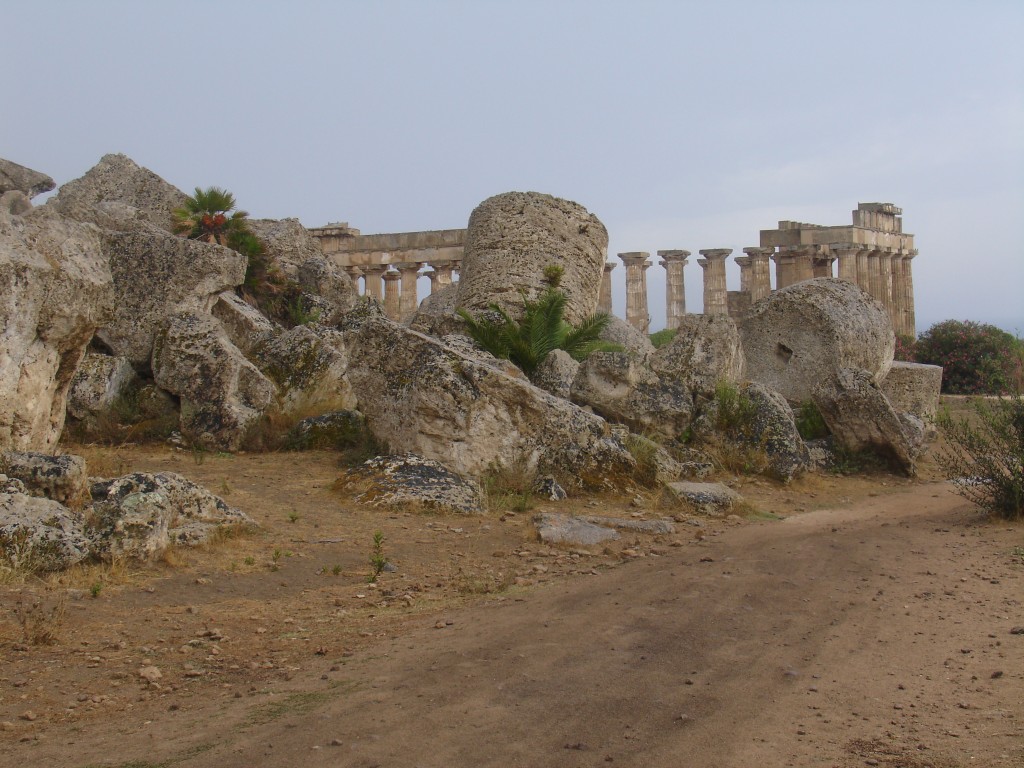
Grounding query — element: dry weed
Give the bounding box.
[11,590,67,645]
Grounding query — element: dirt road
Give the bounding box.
[2,462,1020,768]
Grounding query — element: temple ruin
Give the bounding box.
[311,202,917,336]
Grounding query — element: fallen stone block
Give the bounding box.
[665,482,742,517]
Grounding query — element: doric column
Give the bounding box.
[450,259,462,282]
[618,252,651,333]
[812,250,834,278]
[343,266,364,294]
[734,255,751,293]
[361,265,386,302]
[742,247,773,302]
[657,249,689,329]
[832,243,860,283]
[866,249,884,303]
[598,262,616,314]
[396,262,423,318]
[878,249,896,324]
[772,246,812,289]
[698,248,731,315]
[890,250,908,337]
[430,260,454,289]
[382,270,401,320]
[793,246,816,283]
[854,247,871,293]
[903,249,917,337]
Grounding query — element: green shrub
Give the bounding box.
[649,328,677,349]
[795,401,829,440]
[713,381,758,440]
[913,320,1024,394]
[936,394,1023,520]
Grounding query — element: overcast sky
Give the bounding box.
[5,1,1022,334]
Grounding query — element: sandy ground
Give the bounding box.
[0,443,1021,768]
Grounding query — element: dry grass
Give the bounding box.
[11,590,67,645]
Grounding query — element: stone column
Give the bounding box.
[734,255,751,293]
[618,252,651,333]
[450,259,462,282]
[890,250,907,337]
[832,243,860,283]
[878,249,896,324]
[657,249,689,329]
[772,246,811,289]
[344,266,364,294]
[793,246,816,283]
[431,260,454,288]
[396,262,422,318]
[742,247,773,302]
[812,251,834,278]
[903,249,917,337]
[698,249,731,315]
[598,262,616,314]
[382,270,401,320]
[854,247,871,293]
[361,265,386,302]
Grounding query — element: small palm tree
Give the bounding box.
[173,186,251,245]
[457,275,615,378]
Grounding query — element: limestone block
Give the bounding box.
[0,451,89,506]
[879,361,942,423]
[665,481,742,517]
[340,309,637,489]
[0,205,114,452]
[571,352,693,441]
[812,368,922,475]
[296,256,359,318]
[152,312,277,450]
[67,352,139,421]
[533,513,620,547]
[409,284,465,337]
[88,472,256,560]
[98,223,247,367]
[0,493,90,571]
[740,278,894,403]
[288,410,368,451]
[742,383,810,483]
[211,292,275,354]
[577,515,675,534]
[47,153,187,233]
[247,218,325,277]
[598,314,656,361]
[337,454,486,515]
[252,326,356,414]
[2,190,32,216]
[457,191,607,325]
[650,314,745,397]
[0,157,56,199]
[532,349,580,400]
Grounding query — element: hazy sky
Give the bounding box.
[5,1,1022,334]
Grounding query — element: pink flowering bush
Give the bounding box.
[913,320,1024,395]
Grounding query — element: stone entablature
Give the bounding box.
[311,226,466,268]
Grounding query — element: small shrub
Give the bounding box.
[914,320,1024,395]
[936,394,1023,520]
[713,381,758,440]
[367,531,387,583]
[12,592,67,645]
[795,401,829,441]
[624,433,661,487]
[696,382,772,476]
[481,456,537,512]
[649,328,677,349]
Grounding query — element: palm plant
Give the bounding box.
[172,186,251,245]
[457,281,614,378]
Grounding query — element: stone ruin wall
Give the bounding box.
[310,202,917,337]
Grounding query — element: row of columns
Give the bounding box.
[345,259,461,321]
[615,245,916,337]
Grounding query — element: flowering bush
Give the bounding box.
[913,320,1023,395]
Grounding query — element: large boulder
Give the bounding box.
[152,312,277,450]
[532,349,580,400]
[813,368,922,475]
[88,472,256,560]
[340,309,637,489]
[408,283,463,337]
[879,361,943,424]
[0,451,89,506]
[741,383,809,483]
[296,256,359,318]
[210,291,276,354]
[570,352,693,441]
[0,205,113,451]
[599,315,655,361]
[97,223,247,367]
[739,278,894,402]
[252,325,356,414]
[47,153,187,233]
[66,352,139,421]
[650,314,745,397]
[0,157,55,199]
[337,454,486,515]
[0,493,90,571]
[457,191,607,325]
[246,218,326,278]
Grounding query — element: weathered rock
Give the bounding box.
[408,283,463,337]
[47,154,187,233]
[739,278,895,402]
[210,292,275,354]
[98,223,247,367]
[288,410,370,451]
[88,472,256,560]
[246,218,325,277]
[577,515,676,534]
[665,481,742,516]
[0,494,90,570]
[296,256,358,318]
[338,454,485,514]
[0,158,56,200]
[533,349,580,399]
[742,382,810,483]
[1,473,27,494]
[650,314,745,397]
[812,367,922,475]
[1,191,32,216]
[879,361,943,424]
[457,191,607,325]
[67,352,139,421]
[252,326,356,414]
[571,352,693,440]
[340,310,637,488]
[534,513,620,547]
[622,433,684,485]
[598,315,655,361]
[152,312,276,450]
[0,451,88,506]
[0,205,114,451]
[436,334,527,379]
[533,475,568,501]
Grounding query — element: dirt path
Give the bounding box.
[2,465,1020,768]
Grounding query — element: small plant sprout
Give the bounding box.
[367,531,387,583]
[90,582,102,599]
[244,556,256,566]
[332,564,342,576]
[288,511,300,524]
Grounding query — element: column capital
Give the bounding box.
[657,249,691,262]
[698,248,732,260]
[602,262,617,273]
[344,265,364,277]
[733,255,751,267]
[382,269,401,282]
[829,242,864,254]
[394,261,423,271]
[742,246,774,259]
[906,249,918,259]
[618,251,651,267]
